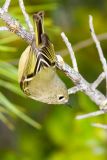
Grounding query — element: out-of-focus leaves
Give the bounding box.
[11,3,58,14]
[0,112,14,130]
[78,92,97,112]
[0,61,17,82]
[0,45,17,52]
[0,79,23,96]
[0,92,41,129]
[0,35,18,44]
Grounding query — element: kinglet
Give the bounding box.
[18,11,69,104]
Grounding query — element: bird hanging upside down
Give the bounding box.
[18,11,69,104]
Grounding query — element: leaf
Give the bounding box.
[0,45,17,52]
[0,79,23,97]
[11,3,58,14]
[0,61,17,82]
[0,92,41,129]
[0,35,18,44]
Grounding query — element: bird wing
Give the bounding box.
[33,34,56,75]
[18,46,37,82]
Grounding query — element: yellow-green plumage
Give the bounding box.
[18,11,69,104]
[18,46,36,83]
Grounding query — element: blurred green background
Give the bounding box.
[0,0,107,160]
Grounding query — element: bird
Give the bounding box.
[18,11,69,104]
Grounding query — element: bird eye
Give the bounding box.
[58,95,64,100]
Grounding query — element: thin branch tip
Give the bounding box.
[89,15,92,19]
[76,110,105,120]
[92,123,107,129]
[61,32,78,72]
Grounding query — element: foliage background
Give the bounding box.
[0,0,107,160]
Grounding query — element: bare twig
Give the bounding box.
[0,26,9,31]
[68,86,81,94]
[92,123,107,129]
[61,32,78,72]
[91,72,105,89]
[89,15,107,95]
[76,110,105,120]
[2,0,11,12]
[18,0,34,34]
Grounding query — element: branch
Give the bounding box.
[0,26,9,31]
[91,123,107,129]
[57,55,107,110]
[61,32,78,72]
[76,110,105,120]
[68,86,81,94]
[2,0,11,13]
[89,15,107,95]
[91,72,105,89]
[18,0,34,34]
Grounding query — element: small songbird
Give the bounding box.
[18,11,69,104]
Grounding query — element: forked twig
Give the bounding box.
[91,72,105,89]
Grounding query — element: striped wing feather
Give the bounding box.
[34,37,56,75]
